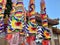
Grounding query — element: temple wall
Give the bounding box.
[58,34,60,45]
[0,38,9,45]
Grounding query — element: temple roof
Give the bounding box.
[35,13,59,26]
[52,27,60,34]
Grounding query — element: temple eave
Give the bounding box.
[35,15,59,26]
[52,27,60,34]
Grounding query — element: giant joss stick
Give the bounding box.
[7,0,25,33]
[40,0,51,45]
[40,0,48,27]
[0,0,6,38]
[26,0,37,45]
[6,0,25,45]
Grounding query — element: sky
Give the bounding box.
[12,0,60,28]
